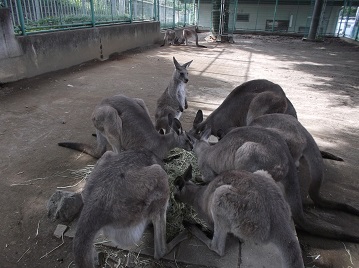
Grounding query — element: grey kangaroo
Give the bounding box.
[58,94,192,159]
[190,79,342,161]
[248,113,358,215]
[160,29,177,47]
[189,126,359,242]
[174,165,304,268]
[73,149,188,268]
[155,57,193,133]
[179,29,207,48]
[190,79,297,137]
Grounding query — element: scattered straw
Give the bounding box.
[40,233,64,259]
[342,242,354,265]
[17,247,30,263]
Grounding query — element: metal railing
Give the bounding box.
[3,0,196,35]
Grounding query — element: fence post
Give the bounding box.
[90,0,95,26]
[272,0,278,32]
[184,2,187,26]
[15,0,26,35]
[172,0,175,28]
[130,0,133,22]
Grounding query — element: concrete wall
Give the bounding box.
[0,8,162,83]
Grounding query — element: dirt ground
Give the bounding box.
[0,33,358,268]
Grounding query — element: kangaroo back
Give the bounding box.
[155,57,193,133]
[161,29,176,46]
[191,79,297,137]
[174,167,304,268]
[73,150,169,267]
[59,94,192,159]
[183,29,207,48]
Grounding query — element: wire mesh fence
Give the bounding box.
[3,0,196,35]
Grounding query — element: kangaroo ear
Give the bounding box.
[174,177,185,190]
[183,60,193,69]
[183,165,193,181]
[172,118,183,135]
[193,110,203,126]
[159,128,165,135]
[173,57,181,70]
[167,113,174,127]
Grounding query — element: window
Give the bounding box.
[237,14,249,22]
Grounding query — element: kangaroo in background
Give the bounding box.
[248,113,357,215]
[174,165,304,268]
[160,29,177,47]
[188,126,359,242]
[155,57,193,133]
[58,94,192,159]
[160,29,207,48]
[180,28,207,48]
[73,149,188,268]
[190,79,343,162]
[190,79,297,138]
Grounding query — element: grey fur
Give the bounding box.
[58,94,192,159]
[160,29,177,46]
[189,125,359,242]
[73,150,188,268]
[190,79,297,137]
[174,166,304,268]
[155,57,193,133]
[249,113,358,215]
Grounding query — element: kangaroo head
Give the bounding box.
[193,126,211,153]
[174,165,195,202]
[173,57,193,84]
[168,114,193,151]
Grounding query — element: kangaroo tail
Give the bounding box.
[320,150,344,161]
[295,208,359,243]
[195,32,207,48]
[58,142,102,159]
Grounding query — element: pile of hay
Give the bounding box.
[163,148,209,240]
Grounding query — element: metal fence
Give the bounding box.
[3,0,197,35]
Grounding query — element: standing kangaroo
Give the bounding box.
[190,79,297,137]
[155,57,193,133]
[248,113,358,215]
[73,149,188,268]
[189,126,359,242]
[58,94,192,159]
[174,165,304,268]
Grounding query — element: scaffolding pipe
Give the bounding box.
[307,0,324,39]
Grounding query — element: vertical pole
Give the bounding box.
[130,0,133,22]
[271,0,278,32]
[255,0,260,31]
[153,0,155,20]
[343,0,352,37]
[337,0,346,36]
[90,0,95,26]
[233,0,238,32]
[307,0,324,40]
[197,0,200,27]
[172,0,175,28]
[15,0,26,35]
[184,1,187,26]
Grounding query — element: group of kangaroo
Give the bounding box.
[58,57,358,268]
